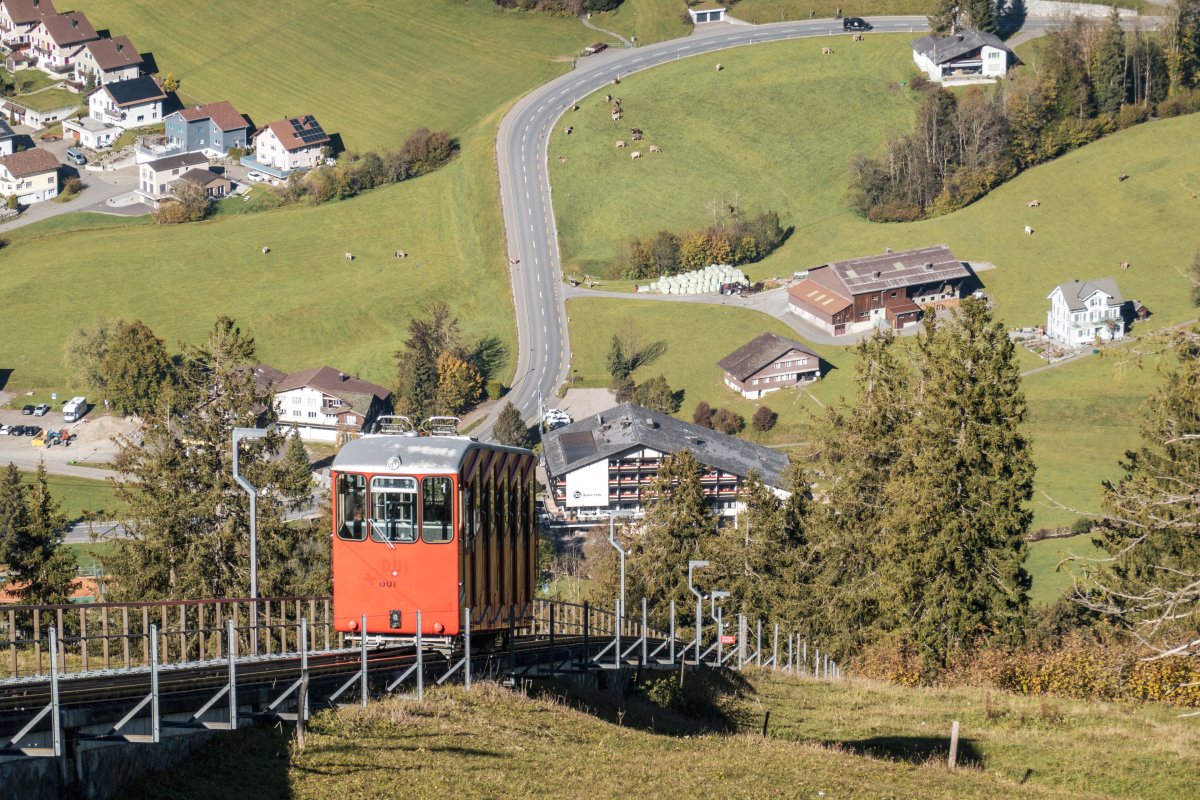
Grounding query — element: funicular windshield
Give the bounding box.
[336,473,367,541]
[370,476,418,543]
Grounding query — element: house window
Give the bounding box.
[752,379,759,386]
[292,396,301,405]
[307,397,318,406]
[307,411,317,418]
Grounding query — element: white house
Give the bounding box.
[1046,278,1126,347]
[717,332,821,399]
[73,35,142,86]
[0,0,57,46]
[269,366,391,442]
[911,28,1016,83]
[137,151,208,206]
[87,75,166,130]
[62,114,121,150]
[29,10,97,75]
[0,119,15,155]
[0,146,58,203]
[251,115,329,173]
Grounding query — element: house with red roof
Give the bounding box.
[73,34,141,85]
[263,365,391,442]
[164,101,251,157]
[250,114,330,175]
[29,10,97,75]
[0,146,58,203]
[0,0,57,46]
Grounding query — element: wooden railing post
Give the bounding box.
[33,610,42,676]
[8,609,16,679]
[56,608,64,673]
[122,607,130,669]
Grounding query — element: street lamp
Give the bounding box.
[232,426,271,599]
[609,512,627,618]
[687,560,709,662]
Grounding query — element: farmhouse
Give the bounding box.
[1046,278,1126,347]
[0,146,58,203]
[788,245,970,336]
[0,0,56,46]
[687,4,726,24]
[137,151,208,206]
[542,402,790,520]
[29,10,97,75]
[717,332,821,400]
[0,119,15,155]
[911,28,1017,83]
[73,35,142,86]
[270,366,392,442]
[250,114,329,175]
[179,167,231,199]
[87,75,166,130]
[165,101,251,157]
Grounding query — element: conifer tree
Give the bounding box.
[100,319,174,416]
[280,431,315,512]
[929,0,961,35]
[964,0,996,33]
[1091,7,1129,116]
[881,298,1033,668]
[2,463,76,604]
[494,401,528,448]
[0,464,30,593]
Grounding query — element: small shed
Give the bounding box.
[687,4,726,24]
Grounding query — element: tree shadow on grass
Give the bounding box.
[825,735,985,769]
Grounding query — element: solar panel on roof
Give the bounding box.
[560,431,598,464]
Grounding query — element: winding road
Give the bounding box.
[486,14,1158,440]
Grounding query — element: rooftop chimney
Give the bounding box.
[116,42,123,52]
[72,18,79,29]
[925,262,934,271]
[873,270,882,279]
[339,371,347,382]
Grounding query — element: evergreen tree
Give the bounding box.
[280,431,315,512]
[494,401,528,448]
[929,0,961,35]
[606,334,628,379]
[633,374,680,414]
[0,464,30,593]
[100,319,174,416]
[881,299,1033,669]
[1166,0,1200,96]
[102,318,308,599]
[1091,7,1129,116]
[964,0,996,33]
[2,463,76,604]
[63,319,114,394]
[394,302,462,420]
[1084,335,1200,656]
[629,450,714,631]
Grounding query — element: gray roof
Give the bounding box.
[1049,278,1124,312]
[542,403,790,489]
[813,244,969,296]
[717,332,818,381]
[145,151,208,172]
[912,28,1012,64]
[332,435,529,475]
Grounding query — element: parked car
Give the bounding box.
[843,17,872,31]
[245,171,266,183]
[22,425,40,437]
[0,424,9,435]
[65,147,87,166]
[9,425,23,437]
[21,404,34,415]
[33,403,49,416]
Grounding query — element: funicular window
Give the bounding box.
[336,473,367,541]
[370,476,418,543]
[422,477,454,543]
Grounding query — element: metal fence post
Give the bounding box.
[149,624,160,744]
[464,607,472,690]
[737,614,744,671]
[227,619,238,730]
[716,606,723,665]
[640,598,647,666]
[772,623,779,671]
[788,632,793,673]
[416,610,423,701]
[360,614,368,707]
[802,639,808,675]
[755,619,762,666]
[668,600,675,663]
[614,599,621,670]
[582,602,590,665]
[49,626,62,757]
[549,602,556,676]
[300,618,309,722]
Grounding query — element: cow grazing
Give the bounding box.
[715,63,722,72]
[631,128,644,140]
[1026,200,1040,207]
[1120,261,1131,270]
[557,155,567,163]
[615,140,627,148]
[1024,226,1034,236]
[565,126,573,135]
[631,151,642,159]
[261,246,271,255]
[345,252,354,261]
[822,47,834,55]
[604,93,612,103]
[394,250,408,259]
[571,103,579,111]
[649,145,662,154]
[612,110,622,122]
[1118,173,1129,182]
[852,34,863,42]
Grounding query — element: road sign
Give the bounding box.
[720,635,736,645]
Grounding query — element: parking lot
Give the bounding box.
[0,405,135,476]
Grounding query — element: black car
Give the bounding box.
[23,425,40,437]
[9,425,24,436]
[21,404,34,415]
[843,17,872,32]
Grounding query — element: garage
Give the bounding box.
[687,4,726,24]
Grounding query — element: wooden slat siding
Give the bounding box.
[198,604,206,660]
[122,607,130,669]
[215,602,223,659]
[80,607,88,672]
[178,604,186,663]
[142,607,150,666]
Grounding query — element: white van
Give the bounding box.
[62,396,87,423]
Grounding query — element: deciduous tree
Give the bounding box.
[434,352,483,416]
[751,405,777,432]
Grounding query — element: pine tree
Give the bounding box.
[929,0,961,35]
[881,299,1033,669]
[1085,336,1200,656]
[964,0,995,33]
[633,374,680,414]
[1091,7,1129,116]
[494,401,528,448]
[280,431,314,513]
[606,334,628,379]
[100,319,174,416]
[394,302,463,420]
[0,464,30,595]
[2,463,76,604]
[629,449,714,631]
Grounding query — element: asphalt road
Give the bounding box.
[487,14,1160,441]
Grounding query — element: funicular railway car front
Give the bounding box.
[330,421,537,647]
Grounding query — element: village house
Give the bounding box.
[164,101,251,157]
[87,75,166,130]
[179,167,231,199]
[269,366,392,442]
[717,332,822,400]
[2,95,75,129]
[542,403,790,520]
[0,119,16,155]
[250,114,329,174]
[61,114,120,149]
[137,151,207,206]
[787,245,971,337]
[29,10,97,75]
[73,34,141,86]
[911,28,1017,83]
[0,0,56,46]
[1045,278,1126,347]
[0,146,58,203]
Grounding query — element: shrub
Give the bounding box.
[1116,102,1152,128]
[751,405,777,432]
[692,401,713,429]
[486,380,506,400]
[61,176,83,196]
[711,408,744,435]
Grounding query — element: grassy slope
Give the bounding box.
[590,0,693,46]
[118,673,1199,800]
[18,470,118,523]
[1025,533,1106,605]
[1,1,594,390]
